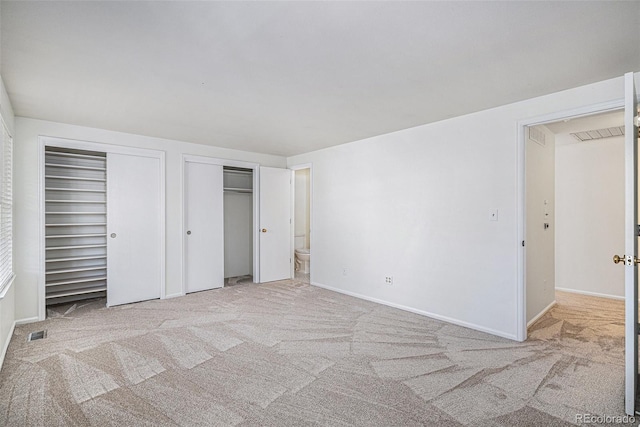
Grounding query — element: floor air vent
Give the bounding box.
[27,330,47,342]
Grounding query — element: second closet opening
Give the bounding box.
[223,166,254,286]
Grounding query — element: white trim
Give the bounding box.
[15,316,39,325]
[527,300,556,328]
[0,274,15,300]
[158,152,167,300]
[163,292,185,299]
[555,287,625,301]
[181,155,260,295]
[38,139,45,320]
[38,136,167,319]
[289,169,295,279]
[311,281,517,341]
[0,320,16,370]
[516,99,625,342]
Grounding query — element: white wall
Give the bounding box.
[288,75,630,340]
[555,134,624,298]
[0,75,16,368]
[14,118,286,322]
[294,168,310,248]
[525,125,556,324]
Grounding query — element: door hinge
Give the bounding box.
[522,241,525,247]
[636,224,640,237]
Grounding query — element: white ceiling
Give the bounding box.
[2,1,639,156]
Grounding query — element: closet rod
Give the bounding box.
[45,151,106,160]
[223,187,253,193]
[223,169,253,175]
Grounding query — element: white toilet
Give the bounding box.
[294,235,310,274]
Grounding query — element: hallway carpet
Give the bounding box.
[0,283,629,426]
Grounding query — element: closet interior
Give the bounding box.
[44,147,107,305]
[223,167,254,282]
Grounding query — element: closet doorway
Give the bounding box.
[292,165,312,283]
[182,156,259,293]
[39,137,166,320]
[223,167,254,285]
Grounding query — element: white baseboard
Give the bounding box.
[163,292,184,300]
[15,316,40,325]
[0,320,16,371]
[310,281,517,341]
[555,287,624,301]
[527,300,556,328]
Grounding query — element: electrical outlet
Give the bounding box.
[385,276,393,285]
[343,268,348,276]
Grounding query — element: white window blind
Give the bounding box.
[0,119,13,293]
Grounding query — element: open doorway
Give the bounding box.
[292,166,312,283]
[223,166,255,287]
[525,110,625,329]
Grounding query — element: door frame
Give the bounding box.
[38,136,166,321]
[181,155,260,295]
[515,99,625,341]
[516,98,624,341]
[290,163,313,281]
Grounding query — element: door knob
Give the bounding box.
[261,228,267,233]
[110,233,116,238]
[613,254,640,265]
[186,230,192,235]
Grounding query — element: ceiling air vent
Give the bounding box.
[571,126,625,142]
[529,127,546,146]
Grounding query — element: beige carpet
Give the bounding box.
[0,283,631,426]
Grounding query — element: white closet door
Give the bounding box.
[185,161,224,293]
[107,153,162,306]
[259,167,291,282]
[623,71,638,416]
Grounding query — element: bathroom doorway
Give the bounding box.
[292,165,312,283]
[524,109,625,331]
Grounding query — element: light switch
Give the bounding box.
[490,209,499,221]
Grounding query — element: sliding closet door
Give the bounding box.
[107,153,162,306]
[185,161,224,293]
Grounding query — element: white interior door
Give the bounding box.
[107,153,162,306]
[624,72,639,416]
[185,161,224,293]
[259,167,291,282]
